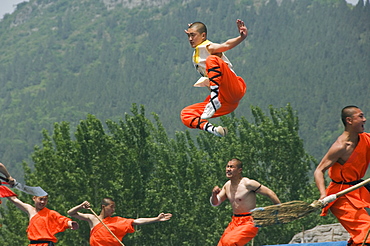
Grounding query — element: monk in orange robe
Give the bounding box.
[89,217,135,246]
[68,198,172,246]
[181,20,248,137]
[314,105,370,246]
[7,195,79,246]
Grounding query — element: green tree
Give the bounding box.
[0,104,336,245]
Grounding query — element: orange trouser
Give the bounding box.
[217,214,258,246]
[330,196,370,246]
[181,55,246,129]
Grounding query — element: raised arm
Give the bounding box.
[67,201,96,228]
[6,196,34,215]
[0,163,15,186]
[210,184,227,206]
[133,213,172,225]
[207,19,248,54]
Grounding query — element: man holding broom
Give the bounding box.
[68,198,172,246]
[210,158,281,245]
[314,105,370,246]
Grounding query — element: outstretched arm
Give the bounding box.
[246,180,281,205]
[133,213,172,225]
[208,19,248,54]
[0,163,15,186]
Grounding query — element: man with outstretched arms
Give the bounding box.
[68,198,172,246]
[211,158,281,246]
[181,19,248,137]
[7,194,79,246]
[314,105,370,246]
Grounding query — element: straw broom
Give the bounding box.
[252,178,370,227]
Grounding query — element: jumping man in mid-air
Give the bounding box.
[181,19,248,137]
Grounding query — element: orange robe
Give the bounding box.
[27,207,71,246]
[0,184,17,198]
[90,216,135,246]
[217,213,258,246]
[0,185,17,205]
[321,132,370,246]
[181,53,246,130]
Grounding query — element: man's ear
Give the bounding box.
[346,116,353,125]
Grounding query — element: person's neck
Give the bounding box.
[230,176,242,185]
[99,211,109,220]
[343,130,360,143]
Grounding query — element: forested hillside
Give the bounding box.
[0,0,369,177]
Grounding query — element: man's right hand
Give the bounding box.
[80,201,91,209]
[212,186,221,195]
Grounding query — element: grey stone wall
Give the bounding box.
[289,223,350,244]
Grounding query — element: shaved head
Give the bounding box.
[230,158,242,169]
[101,197,114,208]
[341,105,359,126]
[189,22,207,36]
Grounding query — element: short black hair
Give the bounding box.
[101,197,114,208]
[189,22,207,35]
[230,158,242,169]
[341,105,359,126]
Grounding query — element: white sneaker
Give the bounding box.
[201,101,221,119]
[214,126,228,137]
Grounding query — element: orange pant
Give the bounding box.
[330,196,370,246]
[181,55,246,129]
[217,214,258,246]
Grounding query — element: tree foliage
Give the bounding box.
[0,104,336,245]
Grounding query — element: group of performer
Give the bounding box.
[0,19,369,246]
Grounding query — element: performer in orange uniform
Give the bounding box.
[210,158,281,245]
[314,105,370,246]
[68,198,172,246]
[181,20,248,137]
[7,195,79,246]
[89,216,135,246]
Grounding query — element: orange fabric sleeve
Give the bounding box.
[90,216,135,246]
[0,185,17,198]
[26,208,71,244]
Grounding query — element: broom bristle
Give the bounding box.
[252,200,321,227]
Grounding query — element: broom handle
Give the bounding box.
[335,178,370,197]
[320,178,370,205]
[362,228,370,246]
[88,208,125,246]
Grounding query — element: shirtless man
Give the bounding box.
[210,158,281,246]
[314,105,370,246]
[68,198,172,246]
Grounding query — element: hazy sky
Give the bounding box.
[0,0,29,19]
[0,0,363,19]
